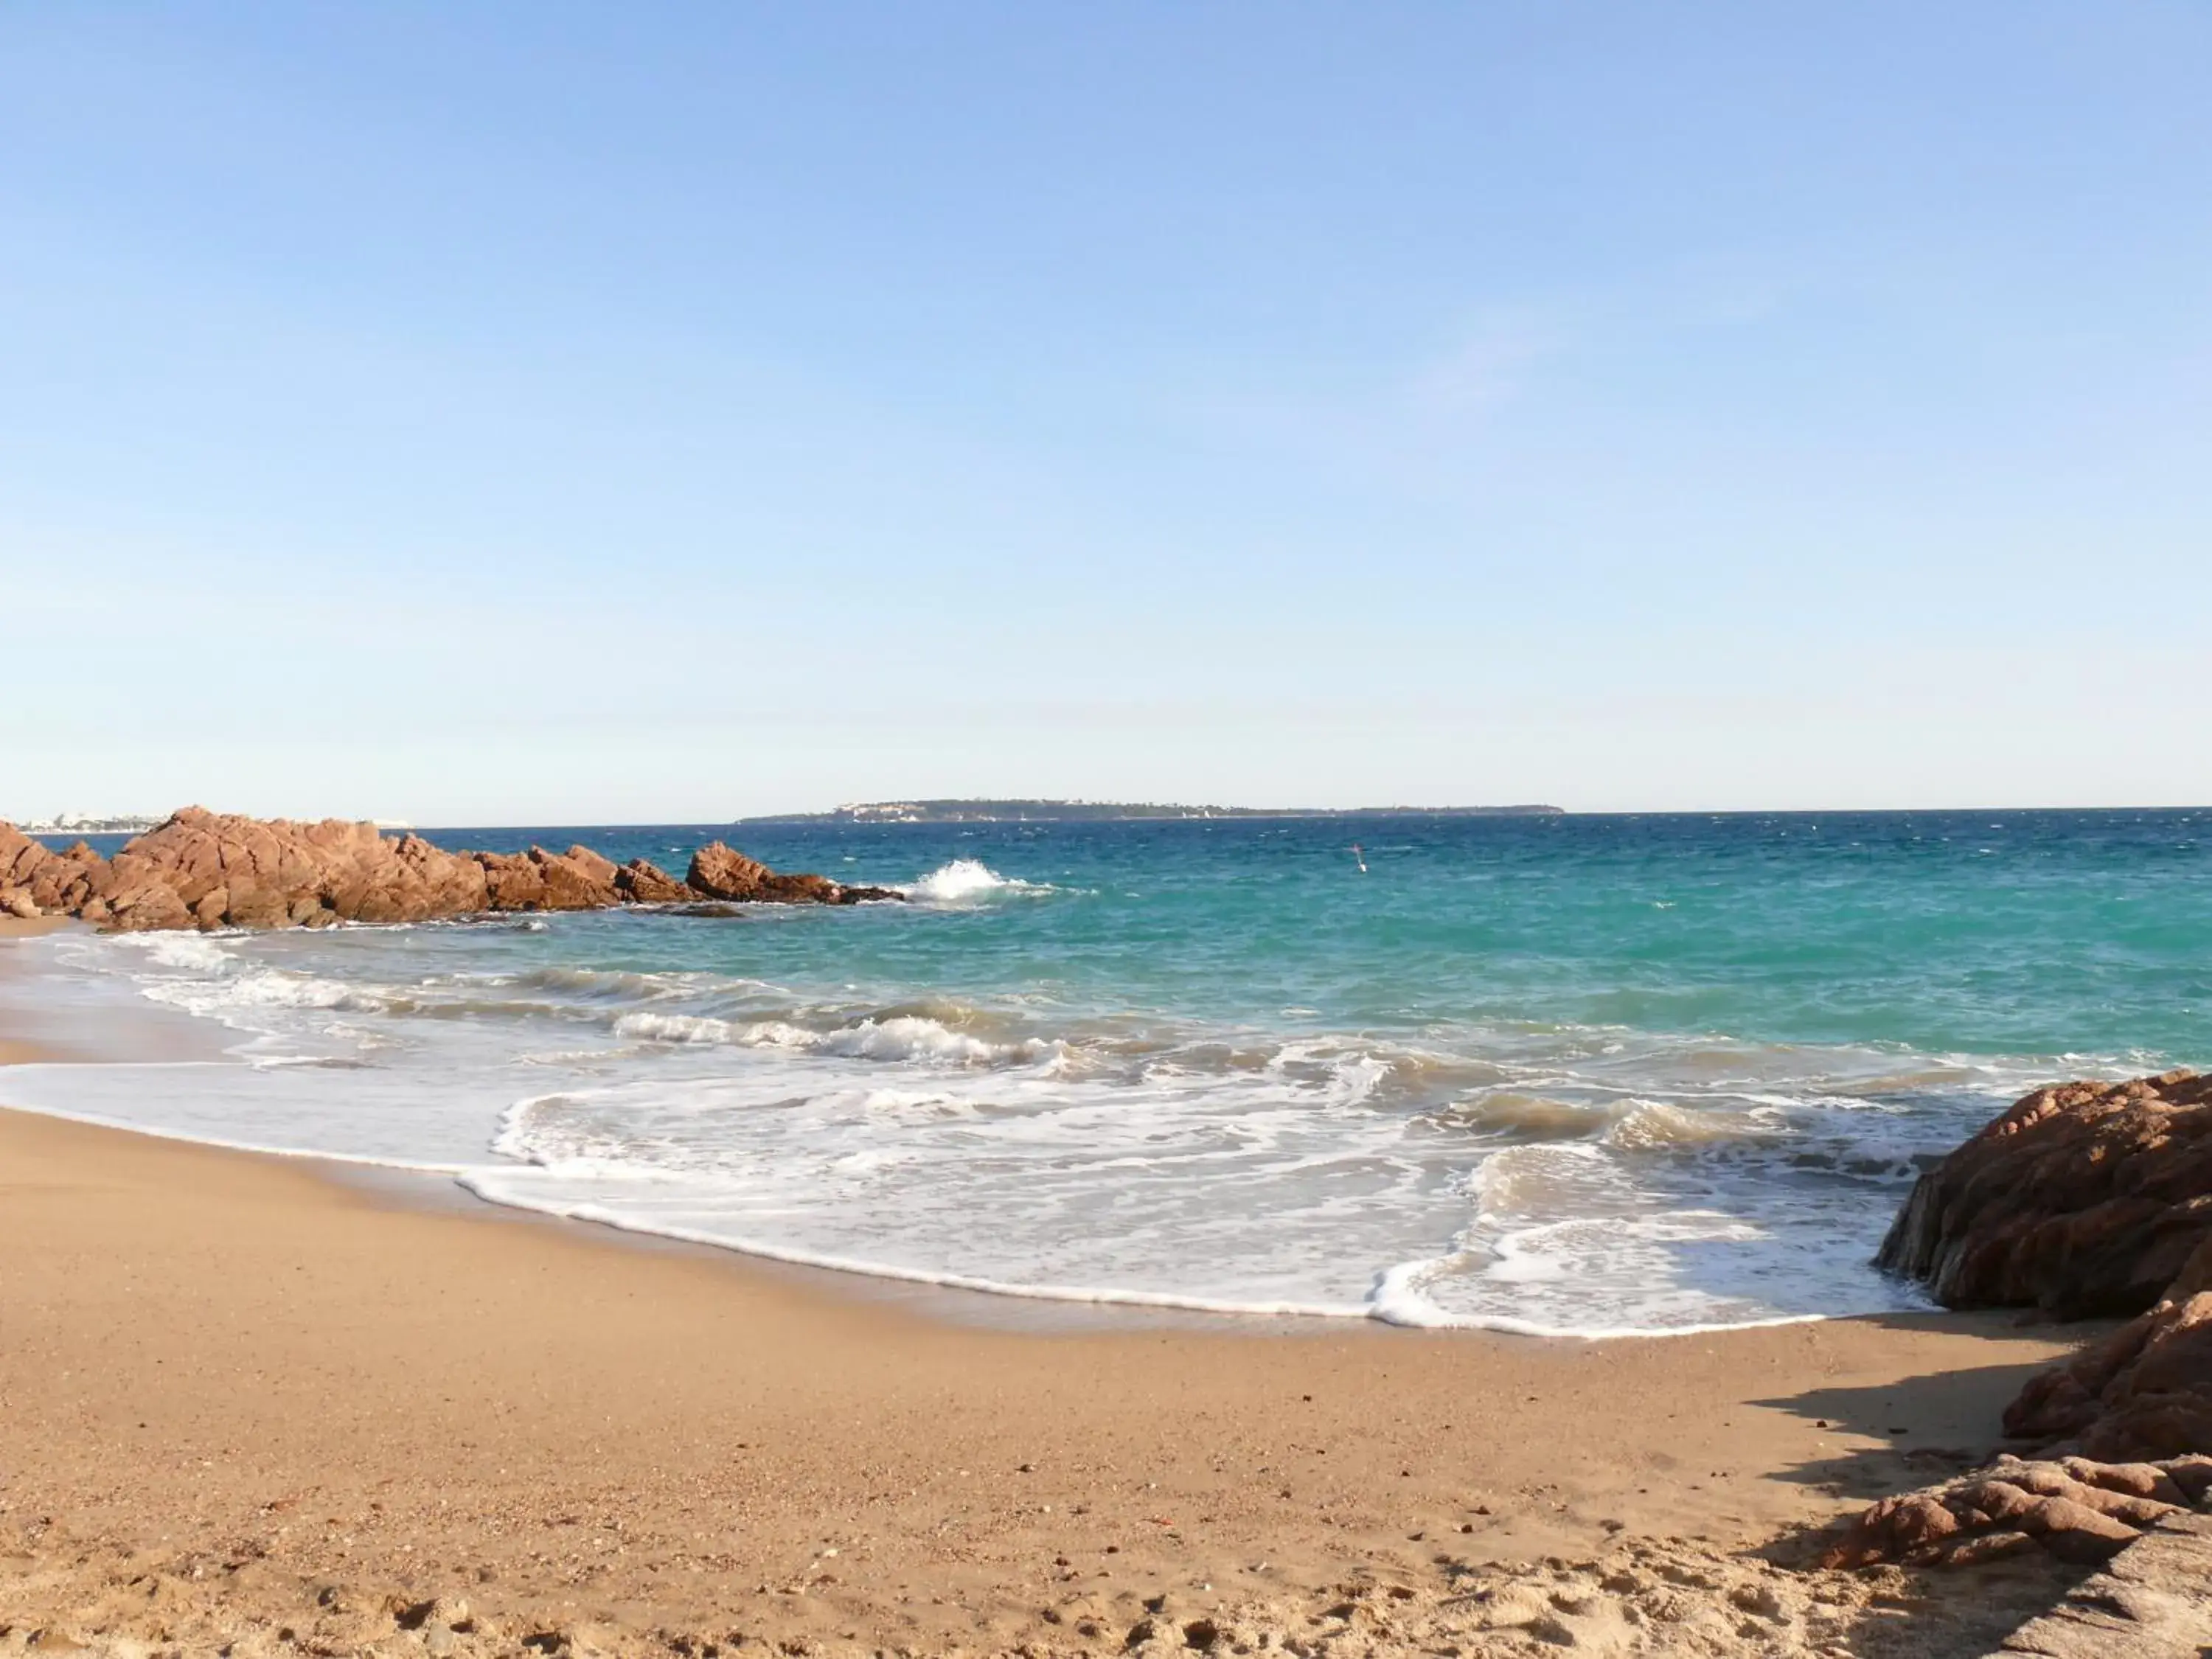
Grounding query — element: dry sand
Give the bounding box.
[0,928,2102,1655]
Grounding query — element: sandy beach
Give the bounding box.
[0,928,2104,1657]
[10,0,2205,1641]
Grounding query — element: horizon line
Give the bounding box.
[15,801,2212,835]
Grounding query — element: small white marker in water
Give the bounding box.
[1352,843,1368,874]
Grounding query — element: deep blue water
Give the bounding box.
[426,808,2211,1060]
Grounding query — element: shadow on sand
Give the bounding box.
[1755,1313,2113,1502]
[1747,1313,2128,1653]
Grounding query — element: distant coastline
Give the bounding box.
[13,813,161,836]
[734,799,1568,826]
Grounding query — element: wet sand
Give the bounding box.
[0,926,2096,1655]
[0,916,66,1063]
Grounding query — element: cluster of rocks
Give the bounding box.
[0,807,899,932]
[1829,1069,2212,1569]
[1819,1453,2212,1569]
[2006,1280,2212,1463]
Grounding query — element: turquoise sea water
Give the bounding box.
[14,810,2208,1335]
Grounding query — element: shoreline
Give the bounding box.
[0,1113,2096,1655]
[0,925,2113,1653]
[0,916,1969,1345]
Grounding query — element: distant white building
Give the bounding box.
[17,810,161,835]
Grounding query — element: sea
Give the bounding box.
[7,810,2207,1338]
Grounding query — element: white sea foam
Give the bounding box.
[114,931,238,972]
[900,859,1048,905]
[7,917,2104,1338]
[613,1008,1059,1067]
[612,1011,741,1044]
[513,966,706,1001]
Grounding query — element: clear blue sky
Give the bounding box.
[5,4,2208,823]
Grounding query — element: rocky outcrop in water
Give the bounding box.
[1876,1070,2212,1319]
[687,841,900,905]
[0,810,897,932]
[614,858,692,904]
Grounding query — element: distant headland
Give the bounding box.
[736,799,1566,825]
[15,812,164,836]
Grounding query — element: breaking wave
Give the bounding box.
[612,1009,1060,1067]
[901,859,1051,905]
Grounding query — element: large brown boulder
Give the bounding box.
[1876,1071,2212,1318]
[684,841,900,905]
[614,859,691,904]
[473,850,547,911]
[686,841,776,900]
[391,832,491,917]
[0,823,80,910]
[104,876,196,933]
[522,846,622,911]
[11,838,107,914]
[2005,1293,2212,1462]
[0,824,39,885]
[1830,1071,2212,1571]
[560,844,619,888]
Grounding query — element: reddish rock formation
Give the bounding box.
[1816,1453,2212,1568]
[1876,1070,2212,1318]
[524,846,622,912]
[614,859,691,904]
[2171,1234,2212,1301]
[687,842,781,900]
[1905,1074,2212,1469]
[1,830,106,918]
[687,841,900,905]
[0,810,898,932]
[2005,1293,2212,1463]
[1829,1072,2212,1570]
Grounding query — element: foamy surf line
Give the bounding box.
[16,907,2054,1342]
[0,1069,488,1179]
[453,1167,1829,1340]
[0,1041,1905,1339]
[0,1065,1827,1339]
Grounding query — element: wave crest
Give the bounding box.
[901,859,1048,906]
[613,1009,1058,1068]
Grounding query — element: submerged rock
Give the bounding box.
[687,840,900,905]
[686,841,774,900]
[687,840,835,902]
[0,810,901,933]
[613,858,691,904]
